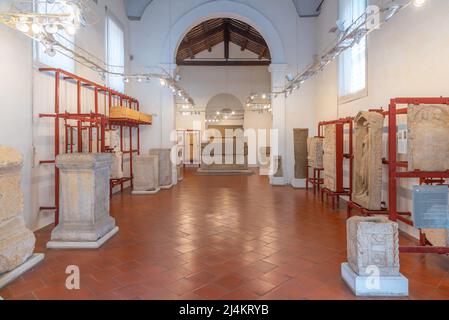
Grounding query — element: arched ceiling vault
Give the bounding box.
[124,0,324,21]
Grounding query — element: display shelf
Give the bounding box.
[306,165,323,194]
[37,68,147,225]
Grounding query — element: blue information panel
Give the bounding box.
[412,185,449,229]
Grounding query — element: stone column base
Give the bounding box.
[0,253,44,290]
[160,184,174,190]
[341,262,409,297]
[47,227,119,250]
[132,188,161,195]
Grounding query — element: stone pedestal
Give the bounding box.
[352,112,384,210]
[132,155,160,195]
[0,146,43,289]
[342,216,408,296]
[293,129,309,179]
[177,165,184,182]
[307,137,323,169]
[149,149,173,189]
[47,154,118,249]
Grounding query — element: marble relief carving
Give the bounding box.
[307,137,324,169]
[352,112,384,210]
[0,146,36,273]
[149,149,173,187]
[347,216,400,276]
[408,104,449,171]
[133,155,159,192]
[323,125,337,191]
[293,129,309,179]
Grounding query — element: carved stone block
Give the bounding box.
[273,156,283,177]
[50,154,116,243]
[408,104,449,171]
[323,125,337,191]
[149,149,173,187]
[352,112,384,210]
[293,129,309,179]
[133,155,159,192]
[347,216,400,277]
[307,137,323,169]
[0,146,36,274]
[110,151,123,179]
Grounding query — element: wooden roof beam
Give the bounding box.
[178,24,225,51]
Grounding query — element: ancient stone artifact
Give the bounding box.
[307,137,324,169]
[346,216,400,276]
[342,216,408,296]
[149,148,173,187]
[323,124,337,191]
[110,151,123,179]
[259,146,271,175]
[47,153,118,248]
[133,155,160,194]
[408,104,449,171]
[352,112,384,210]
[273,156,283,177]
[293,129,309,179]
[0,146,37,274]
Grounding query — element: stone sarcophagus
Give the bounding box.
[408,104,449,171]
[307,137,324,169]
[347,216,400,276]
[293,129,309,179]
[323,124,338,191]
[352,112,384,210]
[48,153,118,249]
[133,155,160,194]
[0,147,37,274]
[149,148,173,188]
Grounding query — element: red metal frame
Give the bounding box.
[318,118,354,209]
[38,68,149,225]
[306,165,324,194]
[348,97,449,254]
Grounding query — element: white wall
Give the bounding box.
[0,0,130,230]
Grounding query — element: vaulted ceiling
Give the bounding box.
[176,18,271,65]
[124,0,324,21]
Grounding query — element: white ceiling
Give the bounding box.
[124,0,324,21]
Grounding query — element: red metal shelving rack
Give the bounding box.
[306,165,324,194]
[318,117,353,210]
[348,97,449,255]
[38,68,150,225]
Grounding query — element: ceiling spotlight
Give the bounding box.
[137,77,143,83]
[16,21,30,33]
[45,24,59,34]
[160,79,167,86]
[45,46,57,57]
[216,111,220,115]
[31,22,43,34]
[413,0,426,7]
[232,111,235,115]
[64,24,77,36]
[123,77,130,83]
[286,74,294,81]
[262,94,267,99]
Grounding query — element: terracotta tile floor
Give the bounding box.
[1,168,449,300]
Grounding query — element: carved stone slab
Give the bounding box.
[50,153,116,243]
[307,137,324,169]
[347,216,400,277]
[352,112,384,210]
[293,129,309,179]
[0,146,36,274]
[149,149,173,187]
[110,151,123,179]
[323,125,337,191]
[408,104,449,171]
[133,155,159,192]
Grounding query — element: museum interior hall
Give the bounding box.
[1,0,449,301]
